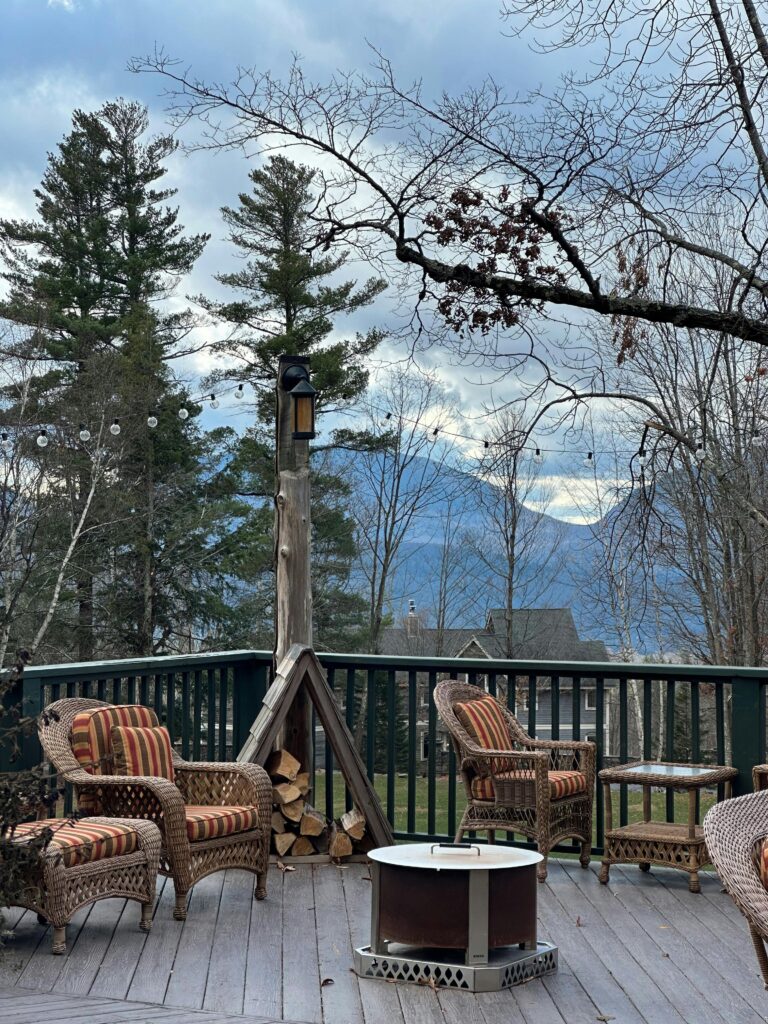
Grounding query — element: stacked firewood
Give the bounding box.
[267,748,370,859]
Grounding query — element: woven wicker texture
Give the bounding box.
[6,816,160,954]
[434,680,595,881]
[39,698,272,920]
[704,790,768,989]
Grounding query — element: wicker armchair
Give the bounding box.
[434,680,596,880]
[39,698,272,920]
[703,790,768,989]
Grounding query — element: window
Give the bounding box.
[584,689,597,711]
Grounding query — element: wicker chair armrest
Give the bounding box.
[526,738,596,776]
[174,761,271,824]
[462,748,549,777]
[704,792,768,937]
[65,769,187,831]
[753,765,768,791]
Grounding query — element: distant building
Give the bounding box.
[379,606,612,765]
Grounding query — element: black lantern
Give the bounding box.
[281,361,317,440]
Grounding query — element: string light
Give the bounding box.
[147,413,158,429]
[0,432,10,453]
[751,430,760,446]
[110,418,121,436]
[638,448,647,469]
[178,407,189,421]
[209,394,219,409]
[533,448,544,465]
[483,440,490,449]
[78,424,91,442]
[36,429,48,449]
[694,444,706,462]
[583,451,594,469]
[235,383,244,400]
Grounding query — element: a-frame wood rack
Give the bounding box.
[237,644,393,848]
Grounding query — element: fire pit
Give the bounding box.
[354,842,557,992]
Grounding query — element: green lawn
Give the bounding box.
[316,770,717,848]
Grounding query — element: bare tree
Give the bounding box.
[468,410,566,657]
[351,368,462,655]
[133,8,768,477]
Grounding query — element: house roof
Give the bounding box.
[378,607,609,662]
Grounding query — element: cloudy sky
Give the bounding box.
[1,0,613,520]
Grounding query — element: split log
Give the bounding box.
[300,806,326,837]
[267,748,301,782]
[292,836,315,857]
[271,811,287,834]
[274,832,296,856]
[329,823,353,860]
[340,808,366,841]
[354,831,377,854]
[295,771,310,796]
[282,797,306,823]
[314,828,330,855]
[273,782,302,806]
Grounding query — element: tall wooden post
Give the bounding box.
[274,354,313,769]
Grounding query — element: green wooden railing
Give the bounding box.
[2,650,766,854]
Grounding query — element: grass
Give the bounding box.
[315,770,718,849]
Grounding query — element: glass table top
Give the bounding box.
[620,763,714,778]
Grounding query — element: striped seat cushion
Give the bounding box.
[11,819,140,869]
[471,769,588,803]
[185,805,259,843]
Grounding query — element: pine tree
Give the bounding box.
[200,155,385,649]
[0,99,222,658]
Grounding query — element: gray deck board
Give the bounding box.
[0,860,758,1024]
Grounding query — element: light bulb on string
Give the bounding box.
[583,451,594,469]
[147,413,158,429]
[751,430,761,447]
[36,429,48,449]
[638,448,647,470]
[533,448,544,466]
[0,431,10,454]
[178,406,189,421]
[234,384,244,400]
[78,424,91,443]
[694,444,706,462]
[209,394,219,409]
[483,440,490,450]
[110,418,121,436]
[430,428,439,442]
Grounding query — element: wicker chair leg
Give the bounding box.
[140,902,153,932]
[639,862,651,872]
[579,841,590,868]
[51,926,67,955]
[749,925,768,990]
[255,873,267,901]
[536,851,549,882]
[173,890,188,921]
[599,859,610,884]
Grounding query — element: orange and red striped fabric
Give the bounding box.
[455,696,513,751]
[184,805,259,842]
[111,724,175,781]
[11,819,140,868]
[71,705,159,776]
[471,769,588,802]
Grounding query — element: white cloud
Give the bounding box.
[47,0,77,9]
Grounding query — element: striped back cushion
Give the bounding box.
[455,695,513,752]
[759,839,768,890]
[111,724,175,781]
[71,705,159,776]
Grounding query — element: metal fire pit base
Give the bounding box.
[353,940,558,992]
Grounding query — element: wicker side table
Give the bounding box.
[598,761,737,894]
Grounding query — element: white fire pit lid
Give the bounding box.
[368,842,543,871]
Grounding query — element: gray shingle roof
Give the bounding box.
[378,607,609,662]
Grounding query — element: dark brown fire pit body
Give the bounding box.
[354,842,558,992]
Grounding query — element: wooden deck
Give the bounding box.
[0,859,765,1024]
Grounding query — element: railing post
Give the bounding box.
[232,659,268,759]
[731,677,765,794]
